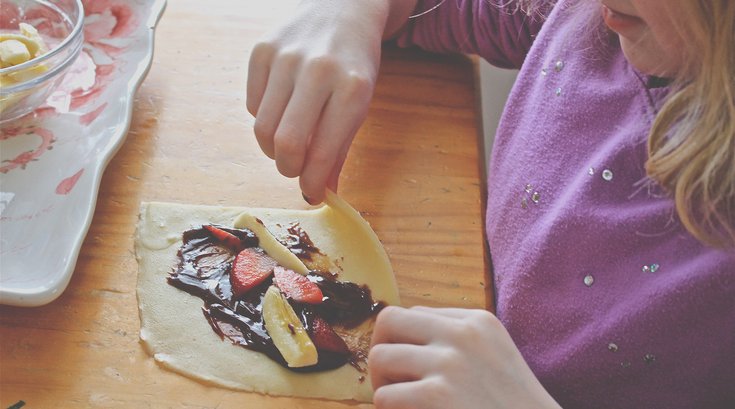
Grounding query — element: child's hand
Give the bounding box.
[369,306,562,409]
[247,0,411,204]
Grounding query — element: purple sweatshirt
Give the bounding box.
[397,1,735,408]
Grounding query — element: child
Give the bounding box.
[246,0,735,408]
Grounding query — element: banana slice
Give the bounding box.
[0,34,41,59]
[0,39,31,67]
[0,23,49,69]
[262,285,318,368]
[5,64,47,82]
[234,213,309,275]
[19,23,48,55]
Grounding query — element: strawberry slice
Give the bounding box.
[204,225,241,249]
[231,248,278,297]
[309,315,350,355]
[273,266,324,304]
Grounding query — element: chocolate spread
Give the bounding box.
[167,225,385,372]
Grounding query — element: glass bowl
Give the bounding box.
[0,0,84,124]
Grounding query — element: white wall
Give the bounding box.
[478,60,517,166]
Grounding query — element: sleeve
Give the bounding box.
[394,0,552,69]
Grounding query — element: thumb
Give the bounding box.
[326,139,351,192]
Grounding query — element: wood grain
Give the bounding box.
[0,1,490,407]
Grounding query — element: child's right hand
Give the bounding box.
[369,306,562,409]
[246,0,417,204]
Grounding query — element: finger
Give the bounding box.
[409,306,483,319]
[373,381,428,409]
[371,306,448,347]
[299,75,372,204]
[326,138,351,192]
[273,76,331,178]
[246,42,275,117]
[411,306,503,332]
[253,60,296,159]
[368,344,428,390]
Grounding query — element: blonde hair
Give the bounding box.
[519,0,735,247]
[646,0,735,248]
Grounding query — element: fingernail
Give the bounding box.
[302,193,314,205]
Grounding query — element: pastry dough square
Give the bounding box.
[135,194,400,402]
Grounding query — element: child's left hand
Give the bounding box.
[369,306,561,409]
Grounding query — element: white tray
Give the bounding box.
[0,0,166,306]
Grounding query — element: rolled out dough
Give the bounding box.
[135,192,400,402]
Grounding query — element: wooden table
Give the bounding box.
[0,1,490,407]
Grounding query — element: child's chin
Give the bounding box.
[619,35,681,79]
